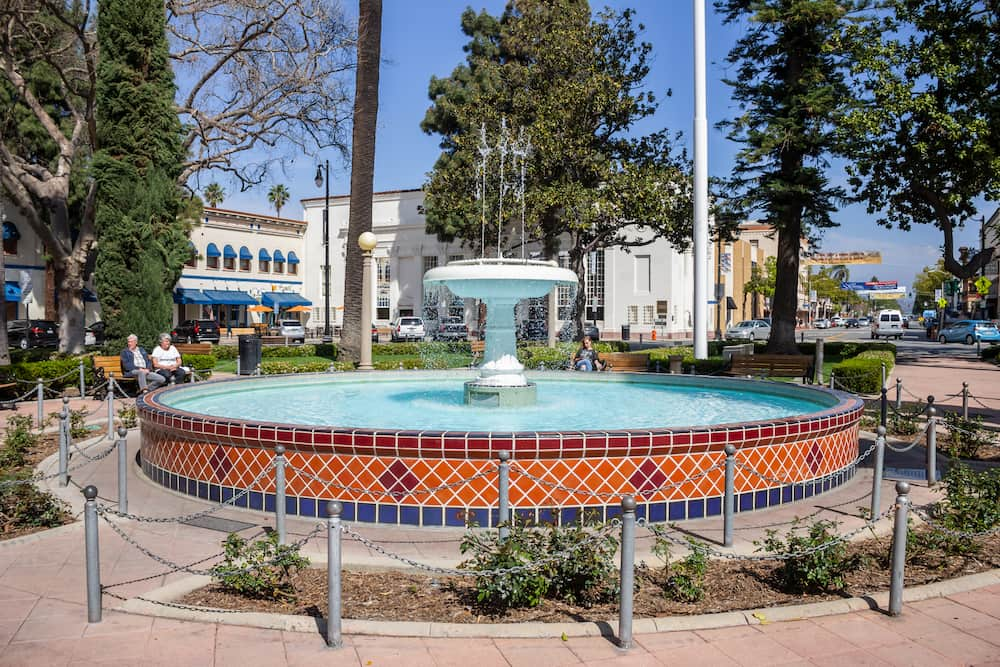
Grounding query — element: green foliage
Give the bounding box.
[911,462,1000,558]
[1,415,38,469]
[183,354,216,375]
[69,410,89,440]
[260,361,333,375]
[212,345,239,360]
[262,343,336,359]
[518,343,576,370]
[888,413,918,436]
[202,183,225,208]
[459,518,619,611]
[758,518,855,593]
[980,345,999,363]
[830,350,895,394]
[211,532,310,600]
[0,481,70,534]
[941,412,991,460]
[3,357,95,390]
[267,184,290,217]
[117,405,138,430]
[652,534,709,603]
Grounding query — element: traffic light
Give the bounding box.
[945,278,960,296]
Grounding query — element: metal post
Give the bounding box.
[926,405,937,486]
[618,495,636,650]
[59,397,69,487]
[888,481,911,616]
[814,338,824,385]
[723,444,736,548]
[236,355,241,375]
[962,382,969,420]
[359,233,376,371]
[107,375,115,440]
[83,485,102,623]
[880,362,886,392]
[274,445,286,544]
[829,371,835,390]
[36,378,43,425]
[79,359,86,398]
[880,387,888,429]
[116,427,128,514]
[895,378,902,411]
[497,450,510,542]
[325,501,343,649]
[871,426,886,520]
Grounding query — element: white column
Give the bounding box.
[692,0,709,359]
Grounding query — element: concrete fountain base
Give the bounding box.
[464,380,537,407]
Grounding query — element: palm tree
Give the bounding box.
[203,183,225,208]
[268,184,290,217]
[341,0,382,363]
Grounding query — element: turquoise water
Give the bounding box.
[160,373,831,432]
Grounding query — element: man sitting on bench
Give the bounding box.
[121,334,165,394]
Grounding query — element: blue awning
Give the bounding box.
[223,245,237,259]
[258,248,271,261]
[203,289,256,305]
[261,292,312,308]
[3,222,20,241]
[206,243,221,258]
[239,246,252,260]
[286,251,300,265]
[173,288,214,304]
[273,249,285,262]
[4,282,20,302]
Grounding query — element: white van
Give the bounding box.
[871,309,903,340]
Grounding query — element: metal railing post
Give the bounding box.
[326,501,343,649]
[888,481,911,616]
[236,355,241,375]
[880,386,888,428]
[116,427,128,514]
[497,451,510,541]
[880,362,886,392]
[723,444,736,548]
[829,371,835,390]
[274,445,286,544]
[926,405,937,486]
[107,375,116,440]
[79,359,86,398]
[36,378,43,425]
[962,382,969,420]
[814,338,824,385]
[83,485,102,623]
[871,426,885,520]
[895,378,902,412]
[618,495,636,650]
[59,397,69,487]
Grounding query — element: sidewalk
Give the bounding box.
[0,359,998,665]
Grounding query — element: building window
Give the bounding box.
[273,260,284,274]
[185,250,197,268]
[259,260,269,272]
[557,253,573,318]
[239,258,251,272]
[288,262,297,275]
[656,300,669,324]
[2,222,19,255]
[377,257,391,320]
[642,304,655,325]
[207,256,219,270]
[627,305,639,325]
[224,257,235,271]
[448,254,464,263]
[585,249,605,321]
[423,255,438,272]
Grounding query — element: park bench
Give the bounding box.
[91,355,136,399]
[470,339,485,364]
[725,353,814,384]
[600,351,650,372]
[173,342,213,357]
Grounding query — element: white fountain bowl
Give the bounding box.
[423,258,578,300]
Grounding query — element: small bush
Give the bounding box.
[183,354,217,376]
[981,344,999,362]
[942,412,992,460]
[260,360,333,375]
[652,533,709,602]
[211,532,310,600]
[69,409,89,439]
[0,480,70,533]
[757,518,856,593]
[212,345,238,360]
[3,357,95,392]
[888,413,919,436]
[830,350,894,394]
[910,461,1000,558]
[1,414,37,469]
[117,405,138,429]
[262,345,315,358]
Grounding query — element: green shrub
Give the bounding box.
[830,350,895,394]
[314,342,338,359]
[544,521,619,606]
[374,342,420,355]
[518,343,575,369]
[262,344,315,358]
[183,354,216,375]
[69,409,90,439]
[211,532,310,600]
[212,345,238,360]
[260,360,334,375]
[1,414,37,469]
[758,518,856,593]
[981,344,999,362]
[911,461,1000,558]
[652,533,709,602]
[117,405,138,429]
[941,412,992,460]
[3,357,95,392]
[372,358,425,370]
[0,480,70,533]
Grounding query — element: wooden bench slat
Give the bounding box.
[174,343,213,356]
[596,351,649,372]
[725,354,813,382]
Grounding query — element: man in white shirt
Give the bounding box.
[151,333,187,384]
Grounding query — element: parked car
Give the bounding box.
[725,319,771,342]
[170,319,221,344]
[7,319,59,350]
[371,325,380,343]
[277,319,305,343]
[85,321,106,345]
[830,316,844,327]
[435,316,466,340]
[857,317,870,327]
[390,316,426,342]
[937,320,1000,345]
[436,322,469,341]
[870,309,903,340]
[813,318,830,329]
[843,318,860,328]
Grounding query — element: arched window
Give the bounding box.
[206,243,221,269]
[223,244,236,271]
[3,222,20,255]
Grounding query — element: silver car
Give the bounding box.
[726,319,771,342]
[278,319,305,343]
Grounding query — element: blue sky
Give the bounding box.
[217,0,990,288]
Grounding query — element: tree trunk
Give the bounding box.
[341,0,382,363]
[766,222,802,354]
[0,241,8,365]
[57,258,87,354]
[570,249,586,341]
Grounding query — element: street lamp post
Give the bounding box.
[358,232,377,371]
[314,162,332,343]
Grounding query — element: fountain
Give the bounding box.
[135,121,864,527]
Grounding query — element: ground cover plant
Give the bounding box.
[0,415,70,538]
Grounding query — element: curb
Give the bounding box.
[114,568,1000,639]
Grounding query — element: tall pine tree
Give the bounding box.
[93,0,191,348]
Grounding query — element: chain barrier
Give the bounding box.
[507,461,727,499]
[97,462,275,524]
[69,437,118,463]
[938,420,1000,446]
[639,504,896,562]
[968,392,997,410]
[8,367,81,386]
[0,436,117,488]
[886,400,928,421]
[3,385,44,403]
[734,440,875,487]
[339,520,619,577]
[911,507,1000,539]
[883,431,925,454]
[284,462,499,497]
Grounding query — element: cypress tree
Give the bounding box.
[93,0,190,348]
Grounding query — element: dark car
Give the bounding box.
[843,318,859,328]
[436,322,469,341]
[7,319,59,350]
[85,321,106,345]
[171,319,221,343]
[371,325,380,343]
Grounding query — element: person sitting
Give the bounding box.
[573,335,604,371]
[151,333,187,384]
[120,334,166,394]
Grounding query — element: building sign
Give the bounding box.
[841,280,898,291]
[803,251,882,266]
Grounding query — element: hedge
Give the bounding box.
[183,354,216,379]
[261,360,336,375]
[1,356,95,393]
[830,350,895,394]
[981,344,999,363]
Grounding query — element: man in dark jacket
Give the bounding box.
[120,334,165,393]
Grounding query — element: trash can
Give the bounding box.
[621,325,630,341]
[238,335,262,375]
